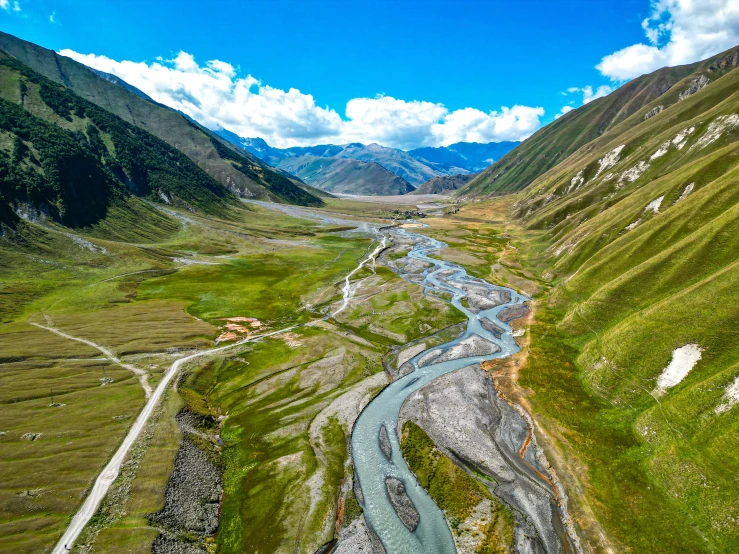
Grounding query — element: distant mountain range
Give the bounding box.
[411,173,478,195]
[277,156,414,195]
[409,142,519,173]
[216,130,518,195]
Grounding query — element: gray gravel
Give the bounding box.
[435,335,500,363]
[150,439,221,534]
[149,411,222,553]
[479,317,505,338]
[379,424,392,460]
[450,280,511,313]
[498,303,530,323]
[152,534,207,554]
[399,365,572,554]
[335,515,386,554]
[385,477,420,532]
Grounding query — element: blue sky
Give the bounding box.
[2,0,738,148]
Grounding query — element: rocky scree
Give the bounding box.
[149,410,223,554]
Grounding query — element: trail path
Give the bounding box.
[49,230,386,554]
[31,323,152,399]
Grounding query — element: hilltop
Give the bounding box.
[411,173,477,195]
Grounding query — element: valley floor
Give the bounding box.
[1,195,735,554]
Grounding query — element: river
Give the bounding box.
[351,228,532,553]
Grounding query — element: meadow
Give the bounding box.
[0,198,467,553]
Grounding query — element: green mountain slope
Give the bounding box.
[0,31,321,207]
[508,49,739,552]
[0,52,237,228]
[459,45,739,197]
[277,155,415,195]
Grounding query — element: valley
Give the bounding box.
[1,24,738,554]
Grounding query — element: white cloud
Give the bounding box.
[554,85,613,110]
[49,11,56,23]
[0,0,21,11]
[597,0,739,81]
[583,85,613,103]
[555,105,574,119]
[59,49,544,149]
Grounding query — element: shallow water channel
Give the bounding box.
[351,228,531,553]
[242,202,572,553]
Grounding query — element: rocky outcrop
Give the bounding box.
[149,411,222,553]
[384,477,420,532]
[644,105,664,120]
[678,75,710,100]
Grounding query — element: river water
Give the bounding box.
[242,202,572,553]
[351,228,529,553]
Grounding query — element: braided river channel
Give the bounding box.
[351,226,579,554]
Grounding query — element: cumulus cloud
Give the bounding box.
[59,49,544,149]
[565,85,613,105]
[597,0,739,81]
[555,105,574,119]
[556,84,613,118]
[0,0,21,11]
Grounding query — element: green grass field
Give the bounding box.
[400,421,514,553]
[0,197,471,553]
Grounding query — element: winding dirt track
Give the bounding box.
[30,323,153,398]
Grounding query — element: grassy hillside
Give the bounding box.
[0,52,236,228]
[277,155,415,195]
[0,31,322,207]
[485,48,739,553]
[459,45,739,197]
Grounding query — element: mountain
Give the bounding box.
[411,173,477,195]
[87,67,156,103]
[329,143,466,185]
[277,155,414,195]
[0,31,322,207]
[216,131,469,186]
[501,45,739,552]
[0,50,242,229]
[408,141,519,172]
[459,46,739,197]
